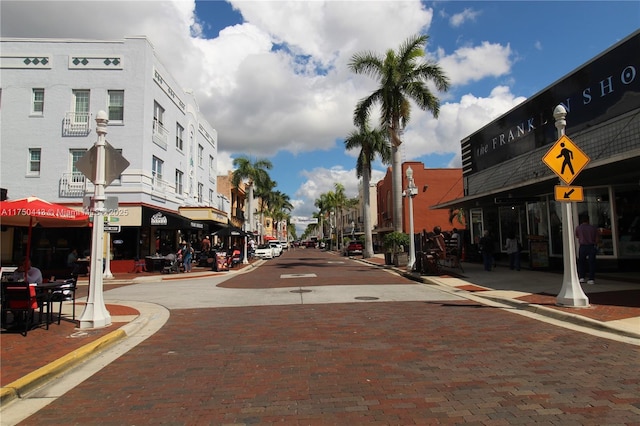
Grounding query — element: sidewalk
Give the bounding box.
[1,254,638,407]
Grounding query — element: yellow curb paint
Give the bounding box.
[0,329,127,405]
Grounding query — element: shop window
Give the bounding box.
[616,187,640,258]
[577,187,614,256]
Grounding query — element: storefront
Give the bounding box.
[435,30,640,271]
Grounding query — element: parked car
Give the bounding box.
[345,240,364,256]
[255,243,275,259]
[269,241,283,256]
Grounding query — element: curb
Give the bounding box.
[0,328,127,405]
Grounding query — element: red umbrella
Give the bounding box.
[0,196,89,268]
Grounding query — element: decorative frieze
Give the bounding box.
[0,55,51,69]
[153,67,186,113]
[68,56,123,69]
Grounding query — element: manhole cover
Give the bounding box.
[355,296,379,300]
[281,273,317,278]
[290,289,313,293]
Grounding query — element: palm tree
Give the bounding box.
[314,193,331,241]
[267,190,294,241]
[231,156,273,237]
[349,33,450,233]
[344,123,391,258]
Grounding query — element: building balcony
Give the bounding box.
[63,112,92,137]
[152,121,168,150]
[59,172,87,198]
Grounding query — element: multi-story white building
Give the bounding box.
[0,36,227,269]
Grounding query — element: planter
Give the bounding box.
[394,252,408,266]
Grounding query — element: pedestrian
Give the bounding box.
[575,214,599,284]
[504,232,521,271]
[201,235,211,252]
[479,230,494,271]
[182,242,193,272]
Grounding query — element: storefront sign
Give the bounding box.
[150,212,168,226]
[463,31,639,175]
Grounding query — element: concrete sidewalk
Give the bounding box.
[1,253,638,408]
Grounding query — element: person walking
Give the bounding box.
[180,242,194,273]
[575,214,599,284]
[504,232,521,271]
[479,230,494,271]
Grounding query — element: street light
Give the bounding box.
[403,166,418,271]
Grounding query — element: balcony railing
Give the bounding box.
[152,174,169,192]
[63,112,91,136]
[59,172,87,198]
[152,120,168,150]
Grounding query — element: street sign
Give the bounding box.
[542,135,590,185]
[75,141,130,186]
[554,185,584,202]
[103,225,121,233]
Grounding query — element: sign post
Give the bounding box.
[547,105,589,307]
[76,111,130,329]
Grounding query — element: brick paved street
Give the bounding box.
[14,250,640,425]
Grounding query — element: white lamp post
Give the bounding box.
[554,105,589,307]
[79,111,112,329]
[404,166,418,271]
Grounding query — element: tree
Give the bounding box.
[349,33,450,233]
[344,123,391,258]
[231,157,273,237]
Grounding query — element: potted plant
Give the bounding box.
[383,232,410,266]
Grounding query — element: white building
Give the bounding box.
[0,36,227,268]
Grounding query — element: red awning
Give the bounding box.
[264,235,277,241]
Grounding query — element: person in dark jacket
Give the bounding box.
[479,230,494,271]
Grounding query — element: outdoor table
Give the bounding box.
[145,256,167,272]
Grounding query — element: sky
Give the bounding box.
[2,1,639,235]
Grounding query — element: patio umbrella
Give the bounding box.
[0,196,90,270]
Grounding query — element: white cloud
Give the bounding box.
[435,41,513,86]
[449,8,481,28]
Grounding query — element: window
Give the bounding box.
[209,189,214,205]
[70,149,87,173]
[28,149,41,175]
[209,155,215,176]
[197,183,203,203]
[107,90,124,122]
[72,90,90,123]
[152,156,163,182]
[32,88,44,115]
[176,123,184,151]
[153,102,164,129]
[175,170,184,195]
[198,144,203,167]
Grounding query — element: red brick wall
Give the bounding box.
[376,162,464,234]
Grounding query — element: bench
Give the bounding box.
[442,238,464,272]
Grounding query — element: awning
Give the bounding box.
[142,206,206,231]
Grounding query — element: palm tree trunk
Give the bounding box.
[362,168,374,258]
[392,144,403,233]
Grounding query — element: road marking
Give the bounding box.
[280,273,317,279]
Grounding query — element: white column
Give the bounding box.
[103,216,114,279]
[79,111,112,329]
[554,105,589,307]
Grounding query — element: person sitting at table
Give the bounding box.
[11,257,43,285]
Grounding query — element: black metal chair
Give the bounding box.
[1,282,38,336]
[52,277,78,324]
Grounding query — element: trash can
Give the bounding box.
[384,252,393,265]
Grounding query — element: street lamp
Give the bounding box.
[403,166,418,271]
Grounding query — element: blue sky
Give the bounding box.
[2,0,638,234]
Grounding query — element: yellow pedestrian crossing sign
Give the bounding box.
[542,135,590,185]
[554,185,584,202]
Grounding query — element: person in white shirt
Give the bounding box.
[11,257,43,285]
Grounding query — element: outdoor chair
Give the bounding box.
[52,277,78,324]
[1,282,38,336]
